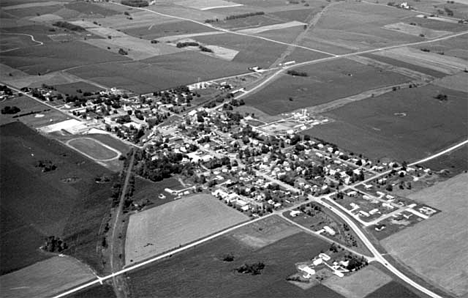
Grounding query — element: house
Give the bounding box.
[324,226,336,236]
[319,253,331,261]
[313,258,323,266]
[359,210,370,217]
[298,265,315,278]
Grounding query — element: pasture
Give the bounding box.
[125,194,248,265]
[128,230,338,298]
[0,256,96,298]
[0,122,113,274]
[244,57,410,115]
[67,137,120,161]
[304,84,468,162]
[322,265,392,298]
[382,173,468,297]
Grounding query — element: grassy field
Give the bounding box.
[125,194,249,265]
[122,20,214,40]
[244,58,410,115]
[322,265,392,298]
[0,256,96,298]
[365,281,420,298]
[304,84,468,162]
[67,137,120,161]
[382,173,468,297]
[0,122,113,274]
[422,144,468,175]
[128,229,340,297]
[69,51,250,93]
[69,284,115,298]
[132,176,183,204]
[0,95,70,127]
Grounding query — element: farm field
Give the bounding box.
[69,284,115,298]
[382,173,468,297]
[122,20,214,40]
[125,194,249,265]
[128,229,341,298]
[432,72,468,93]
[0,256,96,298]
[422,144,468,175]
[322,265,392,298]
[0,40,128,75]
[69,51,250,93]
[365,281,421,298]
[67,137,120,161]
[53,81,101,96]
[0,122,113,275]
[304,84,468,162]
[243,57,411,115]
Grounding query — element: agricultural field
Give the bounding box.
[243,57,411,115]
[69,51,250,93]
[304,84,468,162]
[125,194,249,265]
[322,265,392,298]
[422,144,468,175]
[382,173,468,297]
[128,224,341,298]
[122,20,214,40]
[0,122,113,275]
[69,284,115,298]
[365,281,421,298]
[53,81,101,96]
[0,256,96,298]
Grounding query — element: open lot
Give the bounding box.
[128,228,340,298]
[382,173,468,297]
[0,122,113,274]
[322,265,392,298]
[244,58,410,115]
[125,194,249,265]
[305,84,468,162]
[67,137,120,161]
[0,256,96,298]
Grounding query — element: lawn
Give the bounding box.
[128,231,339,298]
[0,256,96,298]
[304,84,468,162]
[243,57,410,115]
[67,137,120,161]
[382,173,468,297]
[0,122,113,275]
[125,194,249,265]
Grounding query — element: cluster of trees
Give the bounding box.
[0,85,13,95]
[287,70,308,77]
[444,7,454,16]
[226,11,265,20]
[236,262,265,275]
[35,160,57,172]
[118,48,128,55]
[176,41,199,48]
[199,45,213,53]
[53,21,85,32]
[223,253,235,262]
[121,0,149,7]
[42,236,67,253]
[1,106,20,114]
[435,93,448,101]
[344,254,368,271]
[204,156,231,170]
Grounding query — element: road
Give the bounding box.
[108,151,135,298]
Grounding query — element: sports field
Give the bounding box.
[129,229,337,297]
[67,137,120,161]
[0,256,96,298]
[0,122,113,274]
[125,194,248,265]
[382,173,468,297]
